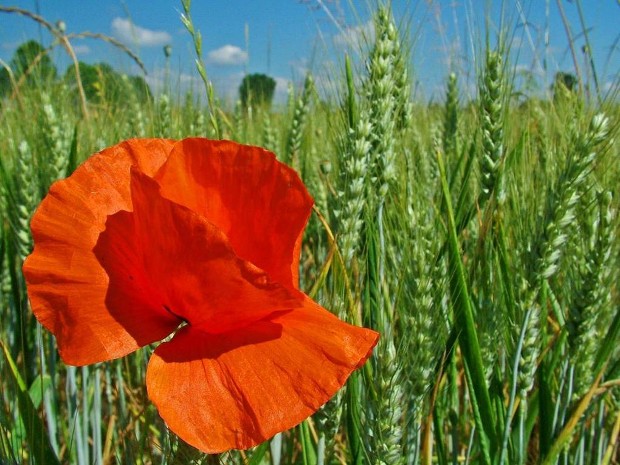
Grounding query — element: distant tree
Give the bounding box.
[65,62,110,103]
[0,40,57,96]
[64,62,151,104]
[127,74,152,102]
[552,71,578,101]
[239,73,276,109]
[0,67,11,97]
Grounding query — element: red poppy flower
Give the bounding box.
[23,138,378,453]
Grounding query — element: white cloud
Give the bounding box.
[111,18,171,47]
[143,73,164,95]
[144,68,202,95]
[289,58,309,79]
[1,41,19,51]
[333,20,374,49]
[602,78,619,95]
[212,71,244,101]
[210,72,290,105]
[72,44,91,55]
[141,65,290,107]
[274,76,291,104]
[206,45,248,66]
[509,36,524,51]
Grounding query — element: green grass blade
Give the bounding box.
[537,285,553,459]
[66,123,79,175]
[346,372,364,465]
[540,366,606,465]
[462,361,492,465]
[27,373,51,409]
[247,441,270,465]
[594,303,620,373]
[436,149,497,458]
[344,54,357,129]
[1,341,60,465]
[300,420,317,465]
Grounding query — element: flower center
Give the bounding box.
[163,305,188,325]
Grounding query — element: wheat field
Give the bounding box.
[0,2,619,464]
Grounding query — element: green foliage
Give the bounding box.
[239,73,276,109]
[552,71,578,100]
[64,62,151,105]
[0,40,57,96]
[11,41,56,78]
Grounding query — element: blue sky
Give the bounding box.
[0,1,618,103]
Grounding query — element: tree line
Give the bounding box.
[0,40,152,105]
[1,40,279,109]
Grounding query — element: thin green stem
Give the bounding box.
[437,149,497,457]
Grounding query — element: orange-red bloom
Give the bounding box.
[23,138,378,453]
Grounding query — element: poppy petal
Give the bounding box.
[96,169,302,334]
[23,139,175,365]
[155,139,314,290]
[146,297,379,453]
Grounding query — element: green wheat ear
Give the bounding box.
[157,93,173,138]
[41,92,71,185]
[367,339,404,465]
[192,107,207,138]
[15,140,38,261]
[313,391,343,462]
[261,110,277,153]
[336,110,372,264]
[285,74,314,169]
[479,49,506,210]
[402,204,446,403]
[443,72,459,160]
[336,54,371,264]
[536,113,609,282]
[568,190,615,398]
[122,74,147,138]
[517,294,541,403]
[232,100,247,143]
[0,3,618,464]
[365,6,402,203]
